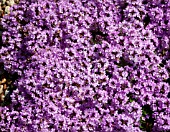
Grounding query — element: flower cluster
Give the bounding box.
[0,0,170,131]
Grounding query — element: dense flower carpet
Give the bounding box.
[0,0,170,131]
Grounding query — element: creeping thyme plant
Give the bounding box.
[0,0,170,131]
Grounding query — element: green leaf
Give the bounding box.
[142,110,147,116]
[129,98,134,103]
[142,104,153,116]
